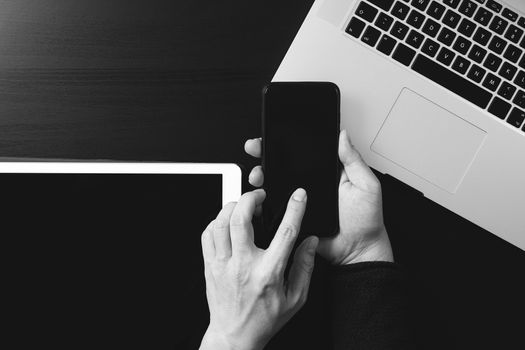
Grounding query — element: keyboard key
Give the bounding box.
[507,108,525,128]
[486,0,502,13]
[458,18,477,37]
[502,8,518,22]
[356,2,378,22]
[421,38,441,57]
[467,64,487,83]
[377,34,398,55]
[411,0,430,11]
[443,9,461,28]
[505,24,524,43]
[483,72,502,91]
[474,8,493,26]
[376,12,395,31]
[488,97,511,119]
[453,36,472,55]
[503,44,523,63]
[521,36,525,50]
[392,1,410,20]
[513,90,525,108]
[473,27,492,45]
[488,35,507,54]
[443,0,461,9]
[519,51,525,69]
[438,27,457,46]
[361,26,382,46]
[497,81,516,100]
[406,30,425,48]
[377,34,397,56]
[519,17,525,29]
[423,18,441,37]
[520,55,525,69]
[514,70,525,89]
[427,1,446,20]
[437,47,456,65]
[452,56,471,74]
[469,44,487,63]
[412,54,492,108]
[393,43,416,65]
[368,0,395,11]
[484,53,503,72]
[459,0,478,18]
[489,16,508,35]
[407,10,426,29]
[499,62,518,81]
[346,17,367,38]
[391,21,410,40]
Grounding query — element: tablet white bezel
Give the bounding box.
[0,162,242,206]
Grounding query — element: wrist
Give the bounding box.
[341,227,394,265]
[200,328,263,350]
[200,329,234,350]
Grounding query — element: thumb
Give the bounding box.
[339,129,378,190]
[316,235,338,263]
[287,236,319,307]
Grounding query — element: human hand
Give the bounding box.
[200,189,319,350]
[244,130,393,266]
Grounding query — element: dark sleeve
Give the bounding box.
[329,261,414,350]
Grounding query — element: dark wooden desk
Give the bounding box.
[1,1,523,349]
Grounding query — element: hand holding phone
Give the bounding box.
[250,82,393,265]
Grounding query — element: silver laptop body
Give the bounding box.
[273,0,525,249]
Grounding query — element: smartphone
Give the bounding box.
[262,82,340,238]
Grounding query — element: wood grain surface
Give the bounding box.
[0,0,308,162]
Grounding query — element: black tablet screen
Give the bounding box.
[2,173,221,349]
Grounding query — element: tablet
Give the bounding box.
[2,162,242,349]
[0,162,242,206]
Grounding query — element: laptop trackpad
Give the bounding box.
[371,89,486,194]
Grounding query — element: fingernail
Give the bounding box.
[292,188,307,202]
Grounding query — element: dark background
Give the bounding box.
[1,1,523,349]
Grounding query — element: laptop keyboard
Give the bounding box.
[346,0,525,133]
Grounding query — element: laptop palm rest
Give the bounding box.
[371,88,487,194]
[317,0,351,26]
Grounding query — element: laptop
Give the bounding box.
[273,0,525,250]
[2,162,241,349]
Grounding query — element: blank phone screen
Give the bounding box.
[263,82,340,237]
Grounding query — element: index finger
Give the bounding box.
[265,188,307,272]
[229,189,266,254]
[244,138,262,158]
